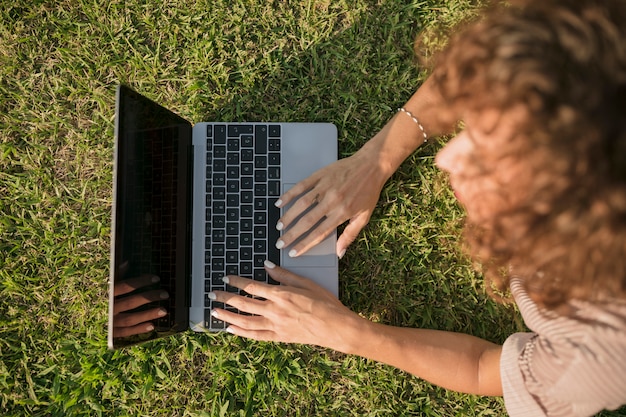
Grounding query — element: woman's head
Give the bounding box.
[433,0,626,308]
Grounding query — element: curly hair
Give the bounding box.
[432,0,626,309]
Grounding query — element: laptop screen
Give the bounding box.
[109,85,192,348]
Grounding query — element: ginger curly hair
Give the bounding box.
[432,0,626,309]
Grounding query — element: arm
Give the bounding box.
[211,263,502,397]
[277,75,458,257]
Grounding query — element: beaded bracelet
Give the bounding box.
[397,107,428,143]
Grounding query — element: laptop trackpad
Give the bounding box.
[281,184,336,267]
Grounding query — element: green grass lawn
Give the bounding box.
[1,1,625,416]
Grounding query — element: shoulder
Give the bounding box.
[501,277,626,417]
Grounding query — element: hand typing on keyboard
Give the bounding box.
[208,260,360,348]
[112,273,169,338]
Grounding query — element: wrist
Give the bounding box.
[329,310,378,355]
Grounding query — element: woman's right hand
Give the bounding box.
[275,147,389,258]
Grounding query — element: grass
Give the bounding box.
[1,0,624,416]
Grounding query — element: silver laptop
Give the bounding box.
[109,85,338,349]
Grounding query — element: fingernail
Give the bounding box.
[160,291,169,299]
[210,309,219,318]
[264,260,276,269]
[146,324,154,331]
[274,199,283,207]
[338,249,346,259]
[276,221,284,231]
[222,276,230,284]
[289,249,298,258]
[226,327,236,334]
[208,292,217,300]
[158,308,167,317]
[276,240,285,249]
[151,275,160,283]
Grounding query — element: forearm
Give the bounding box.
[360,75,458,180]
[334,314,503,396]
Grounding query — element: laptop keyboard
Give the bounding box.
[204,124,281,330]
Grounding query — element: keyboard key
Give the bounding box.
[213,187,226,200]
[241,262,253,275]
[242,135,254,147]
[254,240,266,253]
[227,180,239,193]
[255,155,267,168]
[214,173,225,186]
[241,233,253,245]
[227,208,238,221]
[241,205,253,217]
[213,200,225,214]
[269,125,281,137]
[226,251,238,263]
[226,237,238,249]
[212,258,225,270]
[268,167,280,179]
[226,222,239,235]
[254,198,267,210]
[254,268,266,281]
[269,138,281,151]
[254,212,266,224]
[212,215,225,228]
[241,191,253,203]
[241,177,253,189]
[241,162,253,175]
[268,152,280,165]
[206,125,213,137]
[214,145,226,158]
[214,125,226,143]
[227,152,239,165]
[227,138,240,152]
[240,247,252,260]
[212,244,225,257]
[254,183,267,196]
[255,170,267,182]
[227,166,239,178]
[241,149,253,161]
[255,125,267,154]
[254,226,266,239]
[268,181,280,196]
[227,194,239,206]
[214,159,226,172]
[212,229,225,242]
[226,265,238,275]
[240,218,253,231]
[228,125,253,136]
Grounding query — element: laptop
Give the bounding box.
[108,85,338,349]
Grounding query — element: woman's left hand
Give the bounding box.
[210,261,361,350]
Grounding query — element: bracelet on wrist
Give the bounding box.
[397,107,428,143]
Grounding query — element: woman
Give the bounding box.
[124,0,626,414]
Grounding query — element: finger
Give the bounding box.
[211,287,268,316]
[219,275,278,301]
[275,175,319,208]
[276,203,329,251]
[114,274,160,296]
[277,189,323,232]
[336,212,371,258]
[114,289,169,314]
[114,307,167,328]
[284,216,337,258]
[264,261,336,300]
[113,322,156,338]
[223,325,277,342]
[209,307,270,332]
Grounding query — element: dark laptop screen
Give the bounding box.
[109,85,192,348]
